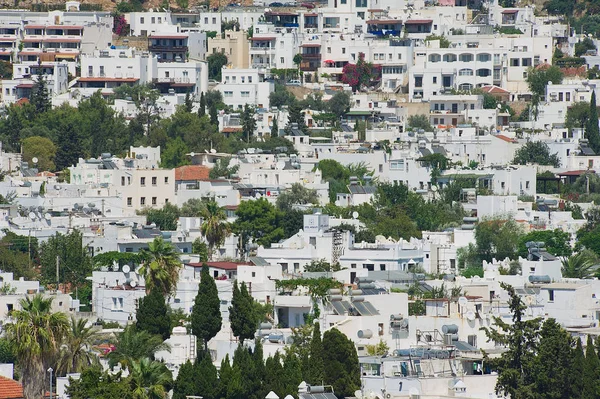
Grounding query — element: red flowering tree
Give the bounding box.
[341,52,381,92]
[113,14,129,36]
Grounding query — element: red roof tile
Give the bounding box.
[480,85,509,94]
[187,261,249,270]
[174,165,210,181]
[494,134,517,143]
[558,170,596,176]
[0,376,25,399]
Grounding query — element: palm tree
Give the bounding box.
[107,325,170,369]
[561,249,600,279]
[139,236,181,296]
[4,294,69,399]
[56,317,99,376]
[200,199,230,260]
[129,357,173,399]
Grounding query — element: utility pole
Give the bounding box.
[56,255,59,293]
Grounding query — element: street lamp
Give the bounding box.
[47,368,53,399]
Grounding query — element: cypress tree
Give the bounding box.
[322,328,361,398]
[232,345,256,399]
[572,337,585,398]
[172,360,197,399]
[229,281,257,344]
[587,91,600,153]
[209,103,218,126]
[217,355,232,399]
[30,62,50,115]
[191,265,222,353]
[264,353,284,397]
[135,289,171,341]
[306,322,324,385]
[199,91,206,117]
[184,91,193,113]
[583,335,600,398]
[281,350,303,397]
[271,118,279,137]
[194,351,218,399]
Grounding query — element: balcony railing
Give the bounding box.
[153,77,191,84]
[149,45,188,52]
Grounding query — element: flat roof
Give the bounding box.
[78,77,139,83]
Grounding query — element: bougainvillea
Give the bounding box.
[341,52,382,92]
[113,15,129,36]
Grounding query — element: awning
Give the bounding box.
[404,19,433,24]
[16,83,34,89]
[250,36,275,41]
[300,43,321,47]
[55,53,77,59]
[501,9,518,14]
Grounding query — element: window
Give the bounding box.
[380,264,386,271]
[468,335,477,348]
[566,92,571,101]
[140,17,145,24]
[152,197,157,205]
[164,177,169,184]
[121,176,125,186]
[151,17,155,23]
[548,289,554,301]
[88,65,93,76]
[510,58,520,66]
[414,76,423,87]
[327,47,331,53]
[280,57,284,63]
[141,177,146,186]
[390,160,405,170]
[158,17,161,23]
[224,91,233,97]
[248,76,252,83]
[309,237,316,246]
[459,68,473,76]
[252,272,256,277]
[127,197,132,206]
[351,263,356,268]
[140,197,146,206]
[212,17,217,24]
[342,48,346,54]
[433,76,437,83]
[152,176,157,186]
[378,323,384,336]
[241,91,250,98]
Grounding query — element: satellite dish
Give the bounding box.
[458,296,468,306]
[276,161,285,170]
[28,212,36,220]
[130,280,137,288]
[210,148,217,154]
[32,157,38,164]
[352,211,359,219]
[122,265,131,274]
[189,152,195,157]
[466,311,476,321]
[44,213,51,221]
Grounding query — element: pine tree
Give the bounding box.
[322,328,361,398]
[571,337,585,398]
[241,104,256,143]
[587,91,600,154]
[306,322,324,385]
[229,281,257,344]
[232,345,256,399]
[583,335,600,398]
[135,289,171,341]
[172,360,197,399]
[198,92,206,117]
[30,62,51,115]
[191,265,222,353]
[194,351,218,399]
[270,118,278,137]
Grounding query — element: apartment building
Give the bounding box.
[218,67,273,110]
[209,29,250,69]
[1,62,69,105]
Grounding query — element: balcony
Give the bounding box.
[149,45,188,52]
[153,77,191,84]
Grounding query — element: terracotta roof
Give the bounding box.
[501,9,518,14]
[15,98,29,106]
[494,134,517,143]
[47,25,83,30]
[0,376,25,399]
[558,170,596,176]
[480,85,509,94]
[44,38,81,43]
[222,127,243,133]
[186,261,249,270]
[174,165,210,181]
[404,19,433,24]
